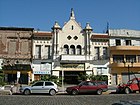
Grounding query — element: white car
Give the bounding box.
[19,81,58,96]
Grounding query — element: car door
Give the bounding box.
[43,82,55,93]
[130,79,139,91]
[79,81,97,93]
[31,81,44,93]
[97,81,107,91]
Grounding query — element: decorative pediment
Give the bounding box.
[62,8,82,33]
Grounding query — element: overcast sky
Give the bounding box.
[0,0,140,32]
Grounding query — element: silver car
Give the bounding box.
[20,81,58,96]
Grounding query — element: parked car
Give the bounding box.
[116,78,140,94]
[66,81,108,95]
[19,81,58,96]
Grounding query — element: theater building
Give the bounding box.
[51,9,110,84]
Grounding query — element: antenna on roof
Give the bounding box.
[106,22,109,33]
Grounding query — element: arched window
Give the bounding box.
[70,45,75,54]
[64,45,69,54]
[77,45,82,55]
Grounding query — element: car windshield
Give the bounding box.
[78,81,85,86]
[127,80,132,84]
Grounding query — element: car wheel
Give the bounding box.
[97,89,102,95]
[49,89,56,96]
[24,89,30,95]
[125,88,130,94]
[116,88,121,93]
[71,90,78,95]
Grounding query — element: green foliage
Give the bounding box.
[0,69,5,86]
[78,73,108,82]
[78,73,89,81]
[41,74,58,82]
[89,74,108,81]
[40,74,62,86]
[30,74,62,86]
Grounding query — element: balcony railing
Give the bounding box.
[61,54,92,61]
[109,46,140,51]
[109,62,140,68]
[93,55,109,60]
[33,55,51,60]
[60,54,109,61]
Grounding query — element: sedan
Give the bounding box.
[66,81,108,95]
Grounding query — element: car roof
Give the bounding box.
[36,81,53,82]
[131,78,140,80]
[34,81,55,83]
[83,80,106,82]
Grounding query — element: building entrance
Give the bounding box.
[7,74,28,84]
[60,71,86,84]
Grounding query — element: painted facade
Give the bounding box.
[32,31,52,81]
[109,29,140,85]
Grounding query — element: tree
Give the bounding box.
[89,74,108,83]
[78,73,89,81]
[0,69,5,86]
[40,74,62,86]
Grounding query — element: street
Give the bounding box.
[0,94,140,105]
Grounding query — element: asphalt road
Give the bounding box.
[0,94,140,105]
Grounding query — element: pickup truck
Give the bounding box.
[116,78,140,94]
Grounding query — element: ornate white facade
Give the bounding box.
[51,9,110,84]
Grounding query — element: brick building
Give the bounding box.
[0,27,34,84]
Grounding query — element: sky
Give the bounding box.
[0,0,140,33]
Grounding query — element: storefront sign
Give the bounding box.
[33,71,50,74]
[32,63,51,74]
[61,64,84,70]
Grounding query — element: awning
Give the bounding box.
[2,64,32,71]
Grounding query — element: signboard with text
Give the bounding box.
[61,64,84,70]
[32,63,51,74]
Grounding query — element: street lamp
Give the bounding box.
[123,61,133,81]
